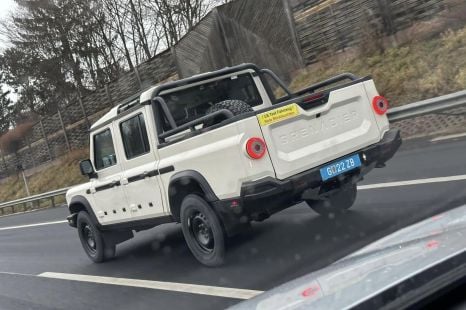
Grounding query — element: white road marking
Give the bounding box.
[38,272,263,300]
[358,174,466,190]
[0,271,36,277]
[431,132,466,142]
[0,220,67,231]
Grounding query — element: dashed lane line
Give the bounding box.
[0,271,262,300]
[0,220,67,231]
[38,272,263,300]
[430,132,466,142]
[357,174,466,190]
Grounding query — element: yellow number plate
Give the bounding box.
[257,103,300,126]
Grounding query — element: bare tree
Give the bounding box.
[129,0,152,60]
[147,0,213,48]
[0,0,226,117]
[102,0,136,70]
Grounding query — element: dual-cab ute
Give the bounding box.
[66,64,401,266]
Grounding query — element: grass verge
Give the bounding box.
[287,26,466,107]
[0,149,88,215]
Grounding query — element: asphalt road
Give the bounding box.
[1,134,466,310]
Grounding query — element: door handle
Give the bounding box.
[95,180,120,192]
[142,170,157,178]
[126,170,158,184]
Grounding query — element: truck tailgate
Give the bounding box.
[257,82,382,180]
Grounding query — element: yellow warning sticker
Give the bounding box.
[257,103,300,126]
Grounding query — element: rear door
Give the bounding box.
[116,107,167,221]
[258,82,381,180]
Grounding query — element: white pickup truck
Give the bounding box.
[66,64,401,266]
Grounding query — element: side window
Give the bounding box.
[94,129,117,170]
[120,114,150,159]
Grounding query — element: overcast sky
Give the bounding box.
[0,0,17,100]
[0,0,16,19]
[0,0,17,48]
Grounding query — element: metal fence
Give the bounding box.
[290,0,445,64]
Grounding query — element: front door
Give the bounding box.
[90,126,128,225]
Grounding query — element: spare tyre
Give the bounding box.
[205,100,253,126]
[207,100,253,115]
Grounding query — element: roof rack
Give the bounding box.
[117,93,142,114]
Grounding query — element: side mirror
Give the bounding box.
[79,159,96,178]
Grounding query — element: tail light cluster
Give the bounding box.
[245,137,267,159]
[299,92,328,110]
[372,95,389,115]
[302,92,324,103]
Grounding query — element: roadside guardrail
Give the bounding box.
[0,187,71,215]
[1,89,466,215]
[387,89,466,122]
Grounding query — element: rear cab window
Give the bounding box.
[120,113,150,159]
[159,73,263,131]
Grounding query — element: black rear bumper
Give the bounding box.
[214,129,402,236]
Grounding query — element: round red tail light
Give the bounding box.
[372,96,389,115]
[246,137,267,159]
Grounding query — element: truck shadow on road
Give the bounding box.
[97,204,389,288]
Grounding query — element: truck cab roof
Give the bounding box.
[90,105,121,131]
